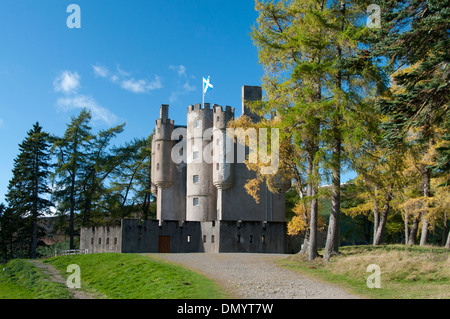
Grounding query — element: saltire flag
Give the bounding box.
[203,76,213,94]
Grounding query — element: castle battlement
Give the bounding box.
[213,104,235,114]
[188,103,212,112]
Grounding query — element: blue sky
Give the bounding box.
[0,0,356,203]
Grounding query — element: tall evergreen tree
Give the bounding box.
[51,109,127,245]
[373,0,449,245]
[5,122,52,258]
[77,123,126,225]
[51,110,93,249]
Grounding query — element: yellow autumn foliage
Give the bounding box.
[287,201,326,236]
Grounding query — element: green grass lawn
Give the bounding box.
[0,259,72,299]
[43,253,227,299]
[278,245,450,299]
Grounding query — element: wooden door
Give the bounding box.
[158,236,171,253]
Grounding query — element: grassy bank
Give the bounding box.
[44,253,226,299]
[278,245,450,299]
[0,259,72,299]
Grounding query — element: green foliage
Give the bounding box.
[374,0,449,146]
[107,134,156,222]
[3,122,52,259]
[36,239,74,259]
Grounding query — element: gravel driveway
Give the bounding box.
[157,253,358,299]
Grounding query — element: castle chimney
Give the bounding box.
[160,104,169,122]
[242,86,262,122]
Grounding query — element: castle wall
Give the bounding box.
[218,160,286,222]
[80,225,122,254]
[156,163,186,222]
[217,220,286,253]
[80,219,287,254]
[120,219,204,253]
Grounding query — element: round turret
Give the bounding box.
[213,105,235,190]
[153,105,175,189]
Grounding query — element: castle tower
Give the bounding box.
[152,105,186,222]
[212,104,235,190]
[212,105,235,220]
[186,103,216,221]
[153,104,174,189]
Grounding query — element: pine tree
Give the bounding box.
[52,109,127,243]
[51,110,93,249]
[373,0,450,245]
[5,122,52,258]
[77,123,126,225]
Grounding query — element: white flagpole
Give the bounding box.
[202,78,205,108]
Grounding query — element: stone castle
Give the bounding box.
[80,86,291,254]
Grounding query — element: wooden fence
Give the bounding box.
[54,249,89,257]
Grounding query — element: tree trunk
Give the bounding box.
[420,168,431,246]
[420,218,429,246]
[373,193,391,245]
[309,196,319,261]
[372,186,379,245]
[408,215,419,245]
[30,151,39,259]
[30,211,38,259]
[404,210,409,245]
[305,135,319,261]
[442,212,448,247]
[445,229,450,249]
[299,230,310,255]
[324,132,340,261]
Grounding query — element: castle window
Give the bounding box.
[216,116,220,122]
[250,235,253,244]
[157,143,160,150]
[91,238,94,245]
[193,175,199,183]
[203,235,207,243]
[194,120,200,128]
[98,238,101,245]
[211,235,215,243]
[157,163,160,170]
[179,148,183,156]
[193,151,199,160]
[237,235,241,243]
[106,238,110,245]
[157,128,161,133]
[187,235,191,243]
[138,233,142,240]
[114,238,118,245]
[261,235,266,244]
[193,198,199,206]
[216,163,219,170]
